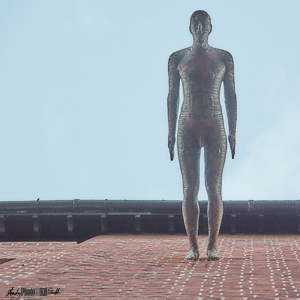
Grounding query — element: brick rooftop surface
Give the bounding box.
[1,234,300,299]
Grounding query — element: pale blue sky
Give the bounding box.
[0,1,300,201]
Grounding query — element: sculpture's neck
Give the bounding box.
[192,37,209,53]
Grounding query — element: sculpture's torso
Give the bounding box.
[176,46,227,145]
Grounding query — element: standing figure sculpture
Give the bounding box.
[167,10,237,261]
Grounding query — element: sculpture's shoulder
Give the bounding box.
[211,47,234,63]
[168,47,191,66]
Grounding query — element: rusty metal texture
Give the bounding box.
[167,10,237,261]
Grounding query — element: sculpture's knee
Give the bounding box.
[205,182,222,202]
[183,184,199,201]
[215,147,221,156]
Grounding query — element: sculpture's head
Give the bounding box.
[189,10,212,41]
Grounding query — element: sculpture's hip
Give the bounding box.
[178,109,226,148]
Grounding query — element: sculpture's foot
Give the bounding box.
[184,249,199,261]
[207,247,219,261]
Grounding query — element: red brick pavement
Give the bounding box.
[1,235,300,299]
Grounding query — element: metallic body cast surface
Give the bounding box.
[167,11,237,261]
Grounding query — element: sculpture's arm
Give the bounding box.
[223,52,237,159]
[167,53,180,161]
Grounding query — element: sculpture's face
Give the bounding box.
[189,11,212,40]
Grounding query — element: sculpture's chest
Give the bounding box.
[178,53,225,83]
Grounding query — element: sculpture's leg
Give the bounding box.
[204,131,227,261]
[178,119,201,261]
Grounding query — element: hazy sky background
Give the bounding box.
[1,1,300,201]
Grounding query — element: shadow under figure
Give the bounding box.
[167,10,237,261]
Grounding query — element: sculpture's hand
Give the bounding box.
[228,134,235,159]
[168,135,176,161]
